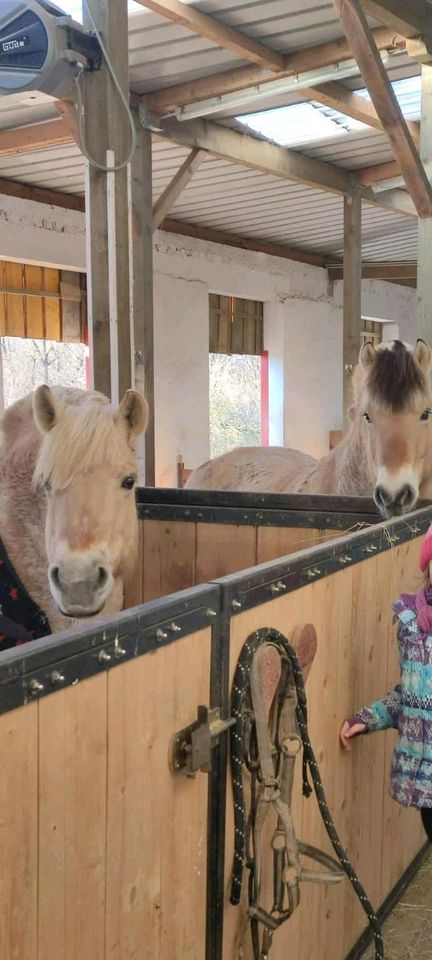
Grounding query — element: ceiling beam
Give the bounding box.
[159,218,326,267]
[54,101,80,144]
[158,115,358,195]
[332,0,432,217]
[327,261,417,279]
[0,118,72,158]
[156,116,416,217]
[143,26,404,114]
[305,81,420,144]
[355,158,400,185]
[152,147,205,229]
[134,0,284,72]
[362,0,432,39]
[0,177,84,211]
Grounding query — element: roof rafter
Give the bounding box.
[143,26,405,114]
[133,0,284,72]
[332,0,432,217]
[304,81,420,144]
[159,218,326,267]
[155,115,416,217]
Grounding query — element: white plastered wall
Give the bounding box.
[0,194,419,484]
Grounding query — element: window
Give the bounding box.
[0,261,88,407]
[209,294,268,457]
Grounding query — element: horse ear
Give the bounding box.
[359,341,376,371]
[413,339,432,372]
[33,385,64,433]
[118,390,148,437]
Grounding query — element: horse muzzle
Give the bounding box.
[373,482,417,518]
[48,550,113,617]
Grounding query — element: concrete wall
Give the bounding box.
[0,194,419,484]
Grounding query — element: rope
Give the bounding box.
[230,628,384,960]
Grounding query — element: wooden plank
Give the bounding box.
[38,675,108,960]
[84,0,132,400]
[144,27,403,113]
[306,81,420,144]
[356,158,400,186]
[153,148,205,230]
[4,261,24,337]
[328,262,417,281]
[44,267,61,340]
[0,119,71,158]
[417,65,432,342]
[134,0,284,71]
[132,118,155,485]
[343,191,362,422]
[142,519,196,600]
[0,704,38,960]
[0,177,84,212]
[106,628,211,959]
[195,521,256,582]
[60,271,81,343]
[161,218,326,267]
[332,0,432,218]
[256,526,320,564]
[24,264,44,339]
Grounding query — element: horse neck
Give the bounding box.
[305,416,372,495]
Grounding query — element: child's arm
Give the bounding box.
[340,684,402,750]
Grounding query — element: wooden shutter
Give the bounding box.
[209,294,263,355]
[0,261,86,342]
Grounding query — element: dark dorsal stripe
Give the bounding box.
[368,341,426,410]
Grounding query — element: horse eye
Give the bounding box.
[363,412,372,424]
[44,479,52,494]
[420,410,431,422]
[121,475,135,490]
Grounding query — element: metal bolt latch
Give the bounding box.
[231,599,242,610]
[169,705,235,776]
[98,649,112,664]
[50,670,65,686]
[29,678,44,696]
[269,581,287,595]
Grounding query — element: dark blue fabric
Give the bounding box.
[0,537,50,650]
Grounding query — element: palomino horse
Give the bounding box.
[187,339,432,518]
[0,385,147,635]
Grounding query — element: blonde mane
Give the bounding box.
[34,388,136,490]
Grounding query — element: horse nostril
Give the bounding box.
[395,485,415,509]
[50,566,61,589]
[374,485,390,509]
[97,566,109,589]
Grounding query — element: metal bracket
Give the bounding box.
[139,103,164,133]
[169,705,235,776]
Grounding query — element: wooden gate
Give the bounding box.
[0,499,431,959]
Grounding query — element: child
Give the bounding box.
[340,525,432,843]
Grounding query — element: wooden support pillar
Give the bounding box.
[83,0,132,403]
[131,116,155,486]
[343,191,362,423]
[418,65,432,344]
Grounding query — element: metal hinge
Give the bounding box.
[169,705,235,777]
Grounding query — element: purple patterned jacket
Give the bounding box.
[355,593,432,809]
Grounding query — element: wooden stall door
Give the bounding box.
[0,628,212,960]
[223,538,425,960]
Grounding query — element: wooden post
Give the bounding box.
[131,116,155,485]
[343,191,362,423]
[418,65,432,343]
[82,0,132,402]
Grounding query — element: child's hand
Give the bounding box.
[340,720,367,750]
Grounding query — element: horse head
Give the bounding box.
[33,385,148,619]
[353,339,432,518]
